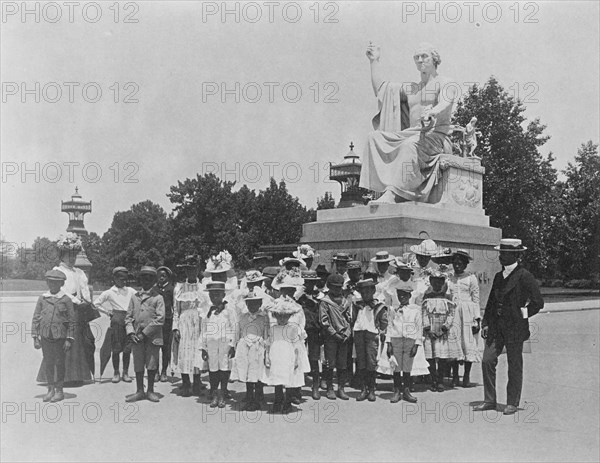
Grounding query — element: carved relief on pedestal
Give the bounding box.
[451,179,481,208]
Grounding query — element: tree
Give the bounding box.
[555,141,600,278]
[169,175,316,270]
[1,237,59,280]
[168,173,245,267]
[453,77,560,275]
[317,191,336,210]
[82,232,111,284]
[253,178,316,247]
[101,201,172,275]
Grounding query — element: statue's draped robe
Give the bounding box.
[359,81,453,202]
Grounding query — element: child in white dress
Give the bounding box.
[231,294,269,411]
[262,298,310,414]
[447,249,482,387]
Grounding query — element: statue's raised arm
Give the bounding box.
[366,41,383,96]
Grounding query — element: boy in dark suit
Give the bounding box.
[32,269,76,402]
[155,266,174,383]
[125,266,165,403]
[353,279,389,402]
[474,239,544,415]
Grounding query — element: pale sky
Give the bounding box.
[2,0,599,247]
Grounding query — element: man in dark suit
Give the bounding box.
[474,239,544,415]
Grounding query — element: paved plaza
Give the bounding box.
[1,296,599,462]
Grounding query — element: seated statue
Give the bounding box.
[359,42,458,204]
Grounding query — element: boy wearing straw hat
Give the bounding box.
[252,252,273,273]
[353,279,389,402]
[297,270,324,400]
[332,252,352,277]
[32,269,76,403]
[319,274,352,400]
[385,279,420,403]
[201,281,236,408]
[125,266,165,403]
[474,239,544,416]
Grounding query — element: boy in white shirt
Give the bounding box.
[386,281,421,403]
[94,267,137,383]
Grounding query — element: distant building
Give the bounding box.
[329,142,378,207]
[62,187,92,275]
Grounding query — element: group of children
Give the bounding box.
[33,240,483,412]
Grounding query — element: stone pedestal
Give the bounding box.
[301,154,501,306]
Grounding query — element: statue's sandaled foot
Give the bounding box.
[371,190,396,204]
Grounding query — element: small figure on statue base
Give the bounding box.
[463,117,482,159]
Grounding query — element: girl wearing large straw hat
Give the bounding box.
[447,249,482,388]
[293,244,319,270]
[262,298,310,414]
[422,266,461,392]
[231,294,269,411]
[272,275,309,405]
[409,239,439,306]
[172,255,208,397]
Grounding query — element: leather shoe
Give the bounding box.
[112,372,121,383]
[356,388,368,402]
[272,401,283,413]
[43,387,55,402]
[146,392,160,403]
[50,389,64,403]
[503,405,518,415]
[336,387,349,401]
[403,388,418,403]
[125,391,146,402]
[160,373,168,382]
[209,392,219,408]
[180,384,192,397]
[122,373,132,383]
[311,386,321,400]
[473,402,496,412]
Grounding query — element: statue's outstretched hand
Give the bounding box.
[366,42,381,62]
